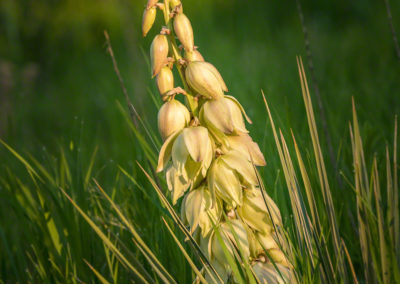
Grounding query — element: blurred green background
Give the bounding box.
[0,0,399,282]
[1,0,399,156]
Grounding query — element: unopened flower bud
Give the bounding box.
[184,50,204,62]
[173,13,194,52]
[158,99,190,141]
[146,0,158,9]
[170,0,181,9]
[185,61,225,99]
[226,134,266,166]
[202,62,228,92]
[208,150,258,207]
[156,66,174,96]
[142,7,157,37]
[151,34,169,77]
[181,186,221,236]
[237,188,282,234]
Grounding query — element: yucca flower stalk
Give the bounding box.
[143,0,293,282]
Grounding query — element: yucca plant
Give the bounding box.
[143,0,293,282]
[1,1,399,283]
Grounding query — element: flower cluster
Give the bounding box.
[142,0,293,282]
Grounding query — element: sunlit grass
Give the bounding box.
[0,53,398,282]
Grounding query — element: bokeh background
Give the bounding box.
[1,0,399,157]
[0,0,399,282]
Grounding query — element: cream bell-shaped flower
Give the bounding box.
[225,134,266,166]
[200,96,252,143]
[198,236,229,283]
[157,99,190,141]
[185,61,226,99]
[173,13,194,52]
[150,34,168,77]
[171,126,213,180]
[208,150,258,207]
[237,188,282,234]
[157,126,213,187]
[209,219,250,273]
[252,262,294,284]
[166,166,190,205]
[248,230,279,258]
[181,186,221,236]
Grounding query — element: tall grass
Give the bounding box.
[0,54,398,283]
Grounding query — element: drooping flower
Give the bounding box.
[200,96,252,143]
[208,219,250,273]
[181,186,221,236]
[225,134,266,166]
[157,126,213,199]
[208,150,258,207]
[237,188,282,234]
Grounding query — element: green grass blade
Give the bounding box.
[59,187,151,284]
[84,259,111,284]
[93,179,173,284]
[161,217,207,284]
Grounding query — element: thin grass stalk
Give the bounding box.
[84,259,111,284]
[350,100,374,282]
[92,179,174,283]
[161,217,208,284]
[296,57,347,281]
[372,158,389,284]
[393,116,399,262]
[137,162,223,283]
[59,187,152,283]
